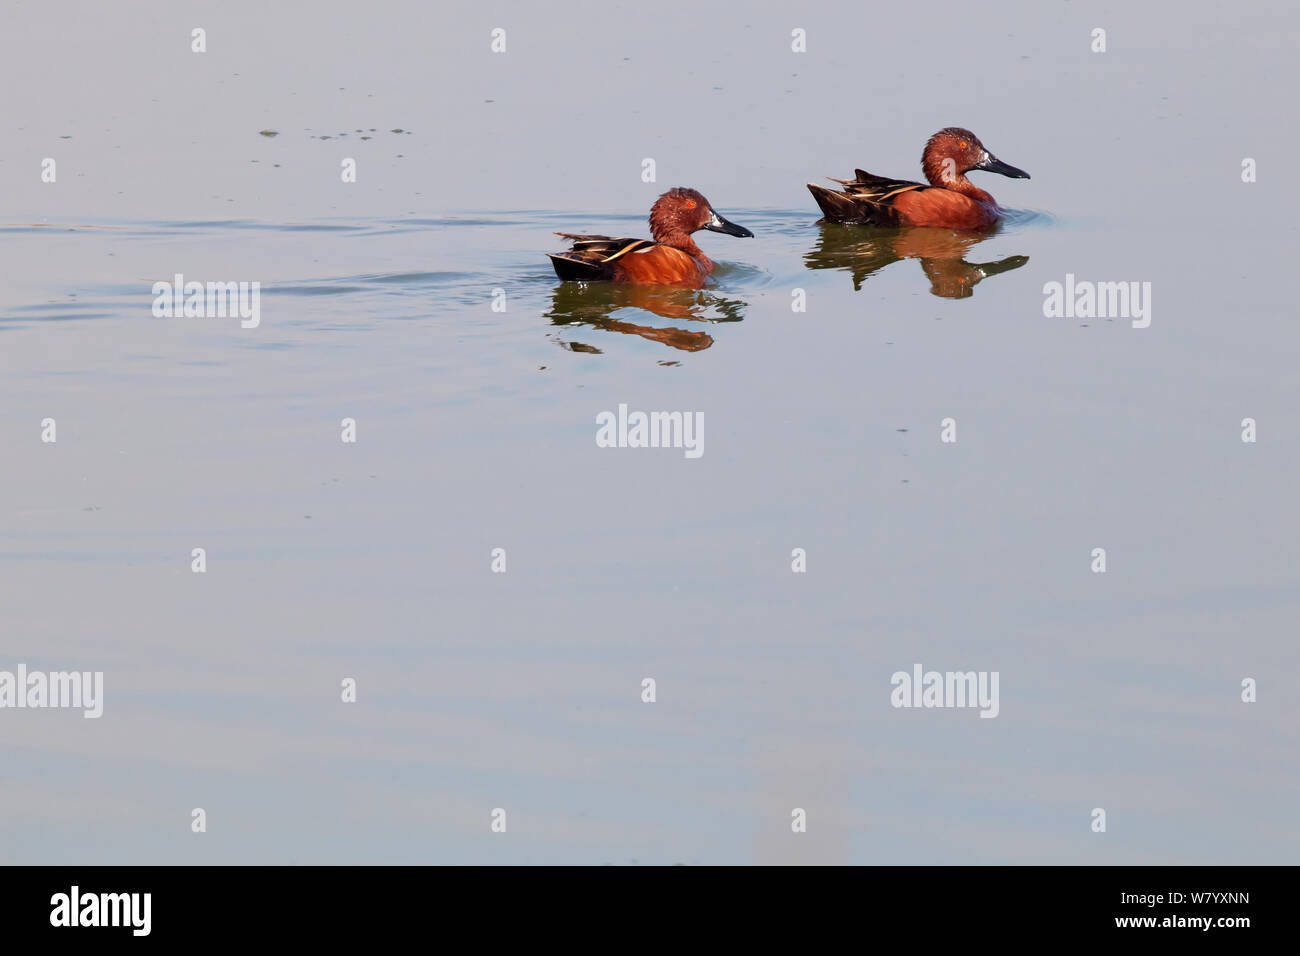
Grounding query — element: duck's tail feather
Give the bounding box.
[548,252,614,282]
[807,182,866,223]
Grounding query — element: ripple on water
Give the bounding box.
[1001,207,1057,228]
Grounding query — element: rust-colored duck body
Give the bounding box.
[548,187,753,287]
[808,128,1029,230]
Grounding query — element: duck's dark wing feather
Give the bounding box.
[808,171,930,225]
[549,234,657,281]
[840,170,928,199]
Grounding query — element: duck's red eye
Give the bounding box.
[959,141,968,149]
[686,200,696,208]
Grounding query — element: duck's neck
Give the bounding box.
[656,230,705,261]
[922,157,996,205]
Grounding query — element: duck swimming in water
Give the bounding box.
[807,128,1030,230]
[548,187,753,288]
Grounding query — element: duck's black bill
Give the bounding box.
[977,153,1030,179]
[704,212,754,238]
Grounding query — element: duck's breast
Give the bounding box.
[613,245,709,287]
[892,188,1000,230]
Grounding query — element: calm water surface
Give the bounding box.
[1,1,1297,864]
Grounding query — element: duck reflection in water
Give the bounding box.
[544,281,746,353]
[804,224,1027,298]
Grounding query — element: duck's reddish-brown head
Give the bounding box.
[922,128,1030,186]
[649,187,754,242]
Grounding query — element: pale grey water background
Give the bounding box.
[1,1,1298,864]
